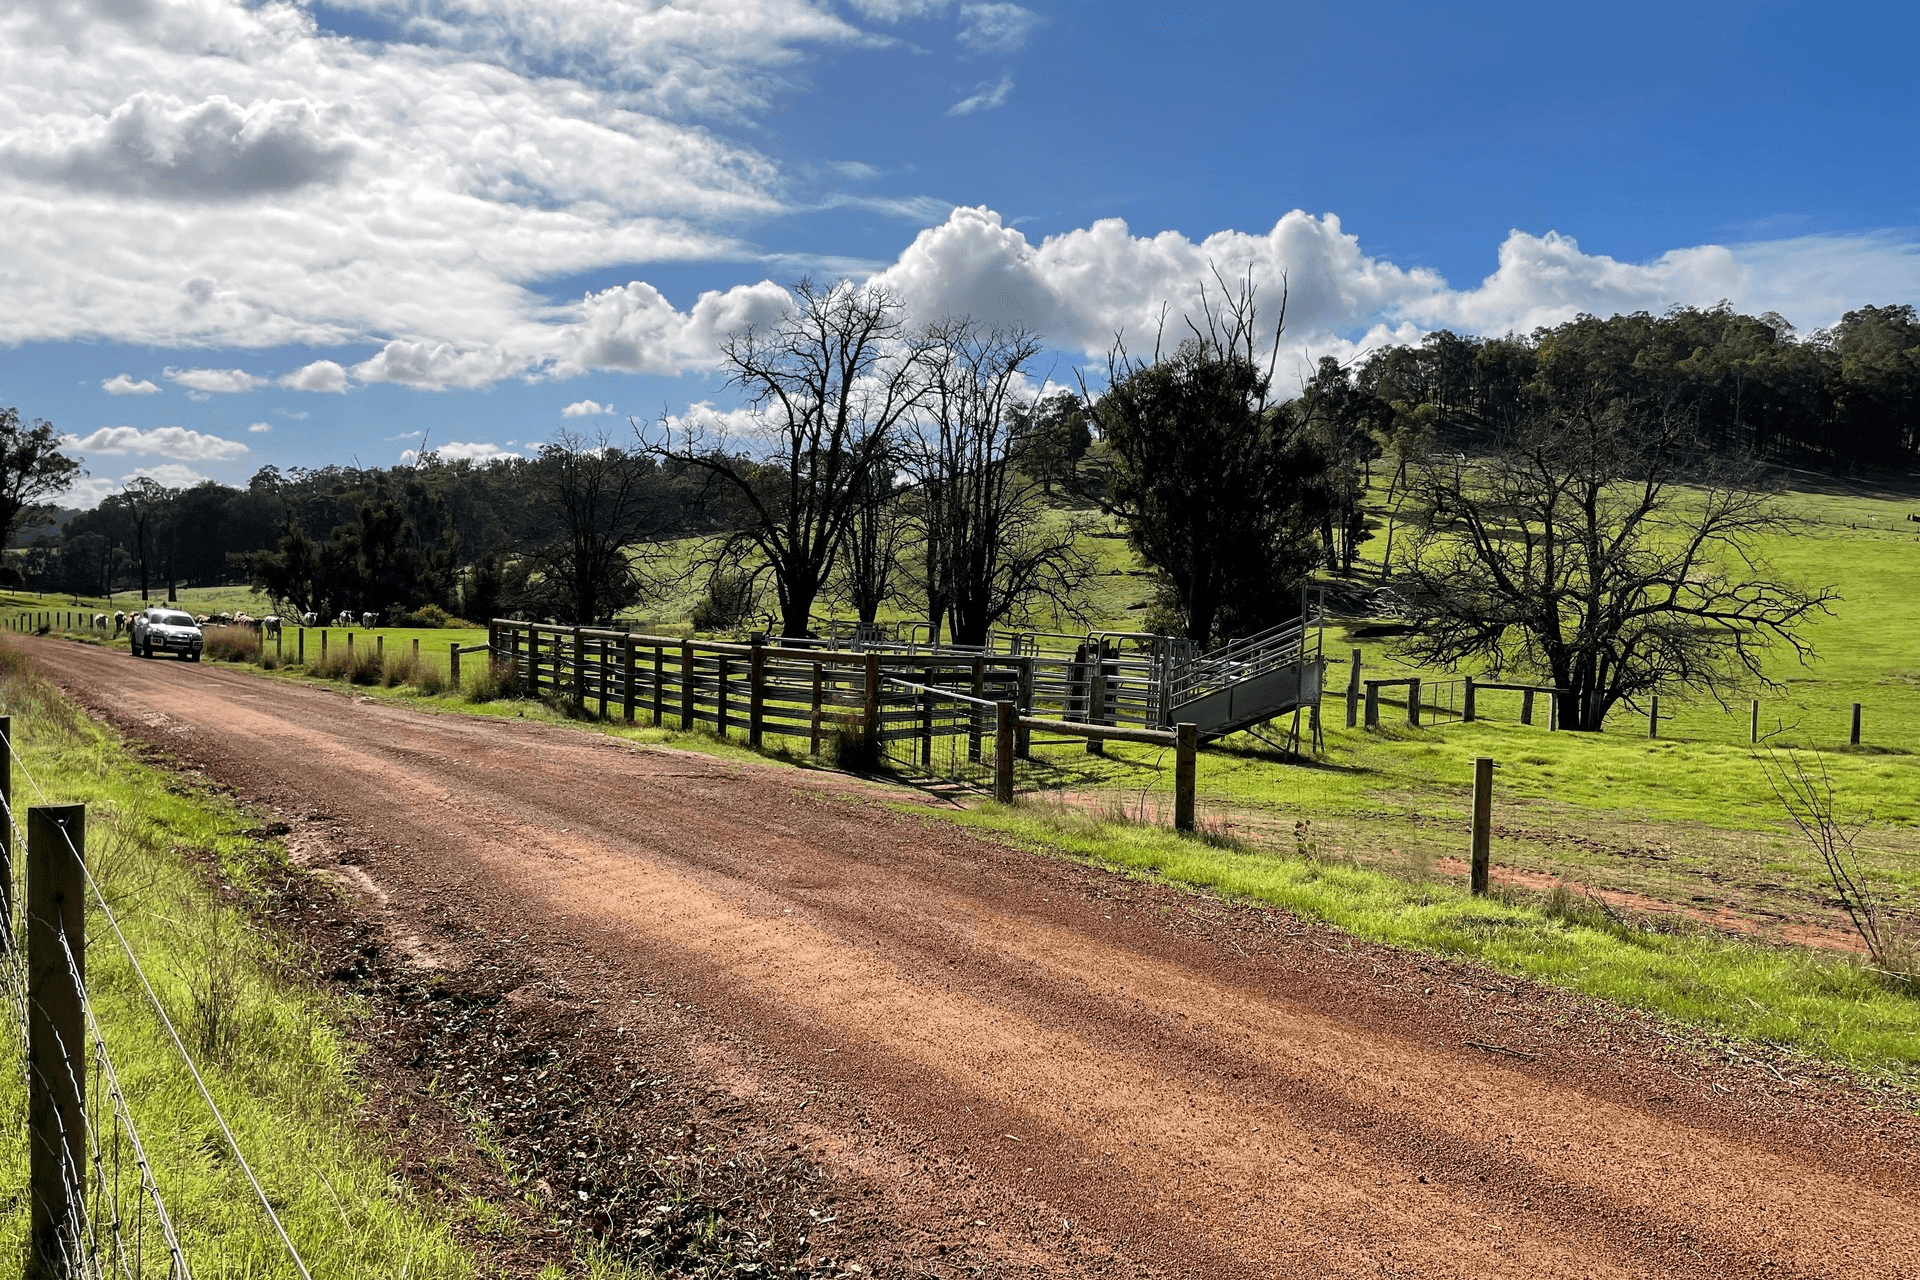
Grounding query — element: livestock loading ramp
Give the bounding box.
[1160,613,1324,741]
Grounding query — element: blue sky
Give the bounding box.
[3,0,1917,504]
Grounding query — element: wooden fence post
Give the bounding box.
[1851,702,1862,746]
[1519,688,1533,725]
[918,687,933,768]
[1470,757,1493,896]
[1407,677,1422,728]
[320,630,328,660]
[995,701,1015,804]
[651,644,665,726]
[809,662,823,755]
[1463,676,1476,723]
[622,635,638,723]
[680,642,696,731]
[1346,648,1362,727]
[0,715,10,952]
[1364,681,1380,729]
[863,652,881,738]
[1751,699,1760,744]
[1648,695,1659,740]
[412,637,419,664]
[276,629,283,663]
[1174,723,1197,833]
[297,628,304,664]
[1086,641,1107,755]
[748,645,766,747]
[715,655,730,738]
[570,627,585,710]
[28,803,85,1277]
[376,634,384,661]
[449,642,461,688]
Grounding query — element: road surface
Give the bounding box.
[25,636,1919,1278]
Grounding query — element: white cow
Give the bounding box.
[92,613,107,630]
[360,611,380,629]
[301,612,318,627]
[112,611,127,636]
[261,616,282,639]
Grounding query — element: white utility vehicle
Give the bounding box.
[129,608,203,661]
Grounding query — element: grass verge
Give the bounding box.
[0,640,489,1277]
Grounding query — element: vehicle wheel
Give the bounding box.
[188,652,201,663]
[143,642,154,659]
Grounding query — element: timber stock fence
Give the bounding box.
[485,622,1201,830]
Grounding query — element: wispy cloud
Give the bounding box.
[949,74,1013,116]
[958,4,1038,52]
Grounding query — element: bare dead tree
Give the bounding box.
[906,319,1094,646]
[836,451,908,629]
[642,279,928,638]
[1395,383,1836,731]
[1758,742,1913,984]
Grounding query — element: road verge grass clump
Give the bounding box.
[202,623,261,663]
[931,796,1920,1080]
[461,658,523,703]
[313,644,384,685]
[0,640,479,1275]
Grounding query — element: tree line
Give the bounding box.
[0,289,1912,731]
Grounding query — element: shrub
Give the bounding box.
[203,625,261,663]
[690,569,760,634]
[827,718,882,773]
[412,664,448,696]
[464,659,524,703]
[313,645,383,685]
[381,652,420,688]
[389,603,461,629]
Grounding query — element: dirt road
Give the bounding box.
[27,637,1920,1278]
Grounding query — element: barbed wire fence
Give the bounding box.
[0,715,314,1279]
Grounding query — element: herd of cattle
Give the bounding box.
[89,610,381,638]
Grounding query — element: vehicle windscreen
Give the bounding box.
[156,612,197,626]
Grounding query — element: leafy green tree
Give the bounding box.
[513,433,658,624]
[1010,392,1092,495]
[0,405,82,551]
[1093,288,1329,648]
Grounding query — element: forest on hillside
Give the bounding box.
[6,298,1918,640]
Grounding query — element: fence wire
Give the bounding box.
[0,716,315,1279]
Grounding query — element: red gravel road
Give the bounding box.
[24,637,1920,1279]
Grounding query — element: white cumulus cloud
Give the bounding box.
[62,425,251,461]
[280,359,350,392]
[102,373,161,395]
[562,399,613,417]
[164,366,268,395]
[403,440,522,463]
[247,422,271,432]
[61,463,217,509]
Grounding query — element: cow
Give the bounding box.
[300,612,318,627]
[112,611,127,636]
[333,611,356,627]
[360,611,379,629]
[91,613,107,631]
[261,616,282,639]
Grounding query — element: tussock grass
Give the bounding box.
[461,659,523,704]
[0,640,481,1276]
[312,645,384,685]
[202,623,261,663]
